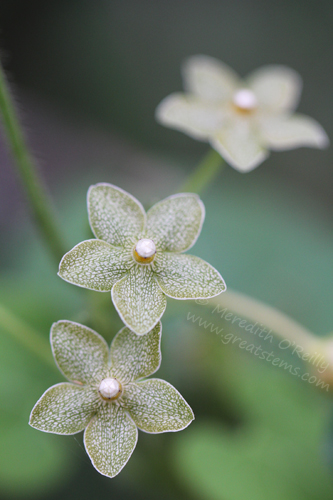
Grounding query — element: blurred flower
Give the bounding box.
[29,321,194,478]
[58,183,226,334]
[156,55,329,172]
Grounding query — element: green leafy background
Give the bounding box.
[0,1,332,499]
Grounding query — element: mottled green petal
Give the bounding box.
[84,403,138,478]
[147,194,205,252]
[211,118,268,172]
[29,383,98,435]
[51,321,109,384]
[88,183,146,246]
[155,253,226,299]
[156,93,227,140]
[260,114,329,150]
[110,323,162,383]
[247,65,302,112]
[58,239,133,292]
[182,55,239,101]
[123,379,194,433]
[112,265,167,335]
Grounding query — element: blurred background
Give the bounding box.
[0,1,332,499]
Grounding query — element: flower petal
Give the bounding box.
[247,65,302,112]
[29,383,98,435]
[84,403,138,478]
[211,118,269,172]
[182,55,239,101]
[147,194,205,252]
[88,183,146,247]
[112,265,167,335]
[260,114,329,150]
[51,321,109,384]
[110,323,162,383]
[155,253,226,299]
[155,93,227,140]
[58,239,133,292]
[123,379,194,433]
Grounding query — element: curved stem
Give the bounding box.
[180,148,224,194]
[0,304,58,372]
[0,63,66,262]
[210,289,316,351]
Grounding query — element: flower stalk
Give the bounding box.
[0,63,65,262]
[0,303,58,371]
[180,148,225,194]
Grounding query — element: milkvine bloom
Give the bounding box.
[29,321,194,478]
[156,55,329,172]
[58,183,226,335]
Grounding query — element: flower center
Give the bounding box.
[133,238,156,264]
[98,378,122,401]
[232,88,258,113]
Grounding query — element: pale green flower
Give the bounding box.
[29,321,194,478]
[58,183,226,335]
[156,55,329,172]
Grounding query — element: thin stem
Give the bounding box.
[0,303,58,372]
[180,148,225,194]
[0,63,66,262]
[210,289,316,352]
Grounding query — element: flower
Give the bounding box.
[29,320,194,478]
[58,183,226,335]
[156,55,329,172]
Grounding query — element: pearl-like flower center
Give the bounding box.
[98,378,122,401]
[133,238,156,263]
[232,88,258,112]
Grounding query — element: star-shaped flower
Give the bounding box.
[156,55,329,172]
[29,321,194,478]
[58,183,226,334]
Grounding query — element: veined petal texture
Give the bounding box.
[147,193,205,252]
[58,239,133,291]
[123,379,194,433]
[112,265,167,335]
[29,383,98,435]
[51,321,109,384]
[88,183,146,246]
[84,403,138,478]
[155,253,226,299]
[110,323,162,383]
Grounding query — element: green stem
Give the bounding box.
[181,148,225,194]
[0,304,57,372]
[0,63,66,262]
[210,289,316,352]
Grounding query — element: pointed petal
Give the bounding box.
[88,183,146,247]
[182,55,239,101]
[29,383,98,435]
[147,194,205,252]
[110,323,162,383]
[155,253,226,299]
[211,118,269,172]
[112,265,167,335]
[155,93,227,140]
[247,65,302,112]
[51,321,109,384]
[260,114,329,150]
[84,403,138,478]
[58,239,133,292]
[123,380,194,433]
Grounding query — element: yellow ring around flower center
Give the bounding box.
[133,238,156,264]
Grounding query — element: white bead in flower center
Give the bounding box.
[98,378,122,401]
[232,88,258,111]
[133,238,156,263]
